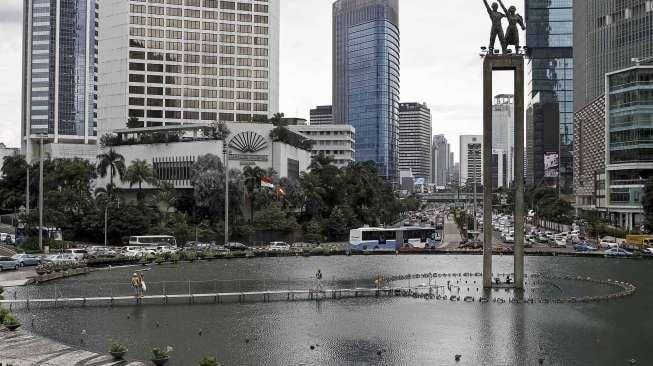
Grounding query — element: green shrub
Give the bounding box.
[151,346,173,359]
[0,307,9,323]
[110,342,127,353]
[198,356,221,366]
[3,314,19,327]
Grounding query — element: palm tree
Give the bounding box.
[96,150,126,189]
[124,159,157,200]
[269,112,285,126]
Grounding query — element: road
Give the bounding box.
[441,215,462,248]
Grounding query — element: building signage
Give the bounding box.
[228,131,269,162]
[229,154,268,162]
[544,152,559,178]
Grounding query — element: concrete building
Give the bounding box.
[21,0,99,161]
[460,135,483,187]
[0,144,20,176]
[309,105,333,125]
[491,148,508,189]
[574,96,606,213]
[105,122,311,191]
[398,102,431,182]
[287,124,355,169]
[333,0,400,182]
[492,94,514,186]
[98,0,280,134]
[432,135,450,187]
[525,0,574,194]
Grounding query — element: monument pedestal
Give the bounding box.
[482,54,525,289]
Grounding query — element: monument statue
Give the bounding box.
[482,0,507,53]
[499,0,526,53]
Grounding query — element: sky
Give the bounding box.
[0,0,523,160]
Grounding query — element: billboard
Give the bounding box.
[544,152,559,178]
[415,178,425,186]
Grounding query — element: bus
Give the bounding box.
[349,227,439,253]
[128,235,177,246]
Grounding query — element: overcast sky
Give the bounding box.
[0,0,522,159]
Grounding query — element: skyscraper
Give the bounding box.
[432,134,450,187]
[98,0,280,134]
[460,135,483,186]
[332,0,400,182]
[525,0,573,194]
[398,102,431,182]
[21,0,99,160]
[492,94,515,186]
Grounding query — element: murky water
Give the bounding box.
[10,255,653,365]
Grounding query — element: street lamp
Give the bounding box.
[36,133,49,254]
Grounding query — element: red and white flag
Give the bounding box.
[261,176,274,189]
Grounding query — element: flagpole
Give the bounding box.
[224,141,229,246]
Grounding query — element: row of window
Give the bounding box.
[128,103,267,119]
[128,88,267,99]
[128,70,269,82]
[128,76,268,89]
[129,98,267,108]
[129,39,268,56]
[130,5,268,21]
[133,0,269,11]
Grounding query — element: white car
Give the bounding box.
[64,249,88,260]
[599,236,618,249]
[268,242,290,251]
[45,254,78,264]
[553,235,567,247]
[504,234,515,244]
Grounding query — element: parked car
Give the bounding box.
[0,256,20,271]
[604,248,633,257]
[268,242,290,251]
[291,242,316,249]
[492,244,514,254]
[44,254,78,264]
[226,242,248,251]
[574,242,596,252]
[504,233,515,244]
[12,254,43,266]
[639,247,653,256]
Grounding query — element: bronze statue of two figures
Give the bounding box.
[483,0,526,54]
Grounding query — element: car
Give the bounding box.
[604,248,633,257]
[504,234,515,244]
[155,245,178,254]
[291,242,316,249]
[0,256,20,271]
[226,242,249,251]
[574,242,596,252]
[12,254,42,266]
[44,254,78,264]
[64,248,89,260]
[493,244,514,254]
[599,236,619,249]
[268,242,290,251]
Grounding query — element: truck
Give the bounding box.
[624,235,653,250]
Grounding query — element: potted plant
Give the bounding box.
[0,307,9,323]
[150,346,173,365]
[3,314,21,331]
[109,342,128,360]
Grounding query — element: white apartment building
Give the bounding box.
[492,94,515,185]
[98,0,279,135]
[288,124,355,169]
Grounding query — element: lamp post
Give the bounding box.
[223,140,230,246]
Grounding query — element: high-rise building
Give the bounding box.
[572,1,653,226]
[398,102,431,182]
[310,105,333,125]
[525,0,574,194]
[492,94,515,186]
[432,134,450,187]
[287,124,355,169]
[21,0,99,160]
[460,135,483,186]
[332,0,400,182]
[98,0,280,135]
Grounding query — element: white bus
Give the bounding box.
[128,235,177,246]
[349,226,438,253]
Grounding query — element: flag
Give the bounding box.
[261,176,274,189]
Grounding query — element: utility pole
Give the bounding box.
[104,205,108,246]
[223,141,229,246]
[38,134,48,254]
[473,146,478,233]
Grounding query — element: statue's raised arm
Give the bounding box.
[483,0,492,15]
[497,0,509,15]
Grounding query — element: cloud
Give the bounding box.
[0,2,22,24]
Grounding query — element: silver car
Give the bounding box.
[12,254,42,267]
[0,256,20,271]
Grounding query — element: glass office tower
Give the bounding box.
[525,0,573,194]
[332,0,400,182]
[21,0,98,159]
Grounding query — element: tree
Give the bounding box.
[269,112,285,126]
[126,117,144,129]
[190,154,243,223]
[642,177,653,232]
[124,159,157,200]
[96,150,126,188]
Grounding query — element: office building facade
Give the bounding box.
[460,135,483,186]
[309,105,333,125]
[98,0,279,135]
[398,102,431,182]
[288,124,355,169]
[492,94,515,186]
[574,95,606,212]
[21,0,99,160]
[525,0,574,194]
[432,134,450,187]
[604,66,653,230]
[332,0,400,182]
